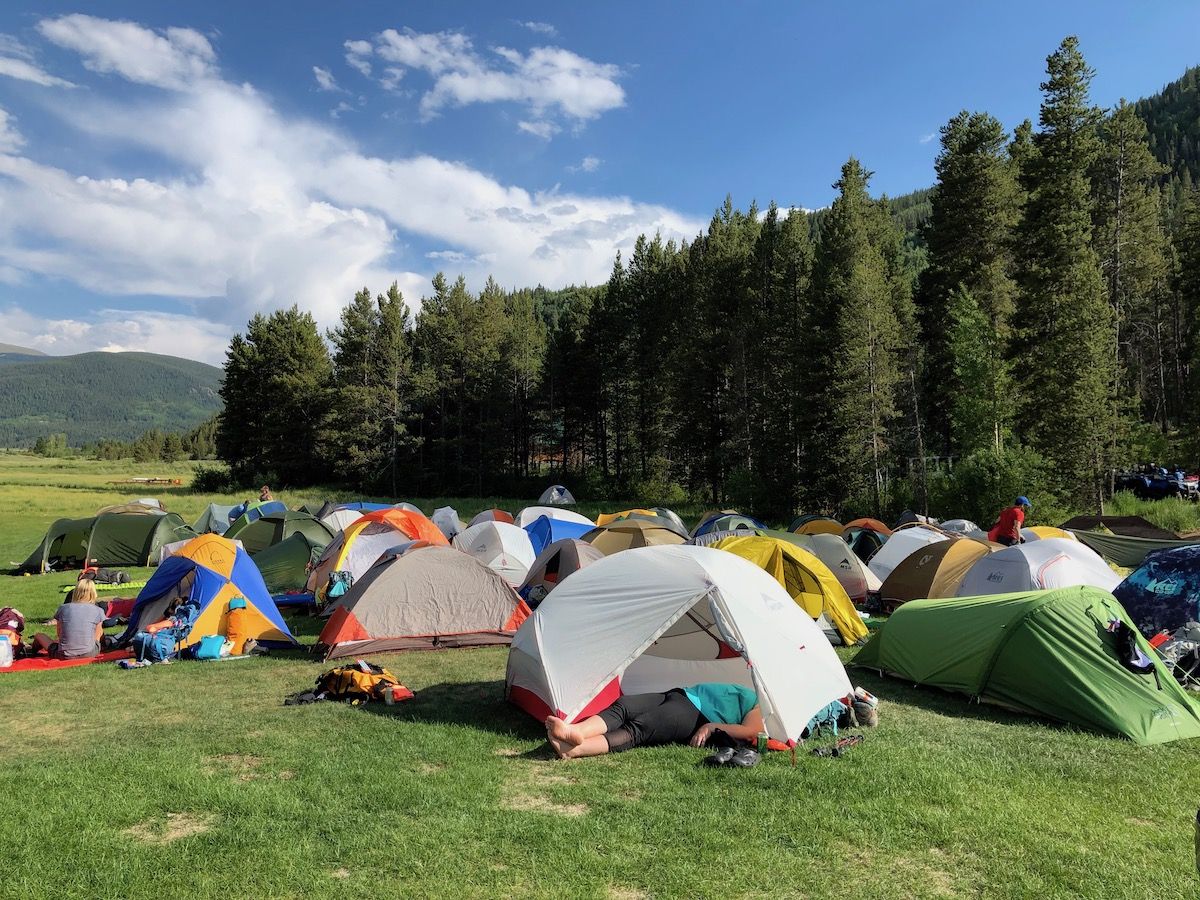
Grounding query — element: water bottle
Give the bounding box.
[0,639,12,669]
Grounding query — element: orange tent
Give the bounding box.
[844,517,893,537]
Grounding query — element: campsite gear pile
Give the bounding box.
[284,660,413,707]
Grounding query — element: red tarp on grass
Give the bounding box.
[0,649,131,674]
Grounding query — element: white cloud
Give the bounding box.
[38,14,215,90]
[919,132,936,144]
[568,156,601,173]
[519,21,558,37]
[0,304,232,363]
[330,100,354,118]
[0,106,23,153]
[312,65,339,92]
[343,39,372,76]
[0,16,700,364]
[0,55,75,88]
[0,34,33,59]
[518,119,559,140]
[349,28,624,132]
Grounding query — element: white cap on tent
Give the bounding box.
[956,537,1120,596]
[432,506,467,540]
[538,485,577,505]
[320,508,365,535]
[453,521,537,587]
[867,527,950,583]
[505,544,852,744]
[514,506,594,528]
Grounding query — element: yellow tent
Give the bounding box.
[711,535,867,645]
[595,508,658,527]
[1024,526,1077,541]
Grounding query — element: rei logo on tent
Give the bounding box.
[1151,579,1182,597]
[1153,706,1179,722]
[986,572,1005,583]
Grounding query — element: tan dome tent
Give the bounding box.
[518,538,605,607]
[317,546,531,658]
[582,518,688,556]
[878,538,996,612]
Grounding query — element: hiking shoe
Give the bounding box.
[729,747,760,768]
[703,747,736,766]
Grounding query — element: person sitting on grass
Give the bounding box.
[545,683,763,759]
[30,577,105,660]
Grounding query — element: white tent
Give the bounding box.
[940,518,981,535]
[505,545,853,744]
[956,537,1120,596]
[320,508,364,535]
[514,506,594,528]
[432,506,468,540]
[453,521,537,587]
[538,485,577,505]
[867,527,951,583]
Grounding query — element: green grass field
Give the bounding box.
[2,454,1199,899]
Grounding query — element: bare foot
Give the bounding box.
[546,734,574,759]
[545,715,581,746]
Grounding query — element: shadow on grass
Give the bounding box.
[850,665,1077,733]
[360,679,545,741]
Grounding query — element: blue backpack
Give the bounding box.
[327,571,353,601]
[132,600,202,663]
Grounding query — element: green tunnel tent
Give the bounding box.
[852,586,1200,745]
[224,510,335,556]
[251,531,327,593]
[18,512,197,574]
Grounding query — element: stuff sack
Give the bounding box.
[326,571,353,601]
[192,635,228,661]
[314,660,398,704]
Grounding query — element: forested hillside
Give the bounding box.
[0,352,220,446]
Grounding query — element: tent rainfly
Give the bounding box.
[538,485,577,505]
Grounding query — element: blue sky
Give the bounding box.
[0,2,1197,363]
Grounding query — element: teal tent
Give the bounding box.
[852,586,1200,745]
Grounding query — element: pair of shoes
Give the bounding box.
[703,746,761,768]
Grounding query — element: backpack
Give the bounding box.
[132,600,202,663]
[314,660,399,704]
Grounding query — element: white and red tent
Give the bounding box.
[505,544,852,746]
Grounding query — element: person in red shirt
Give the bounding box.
[988,497,1031,546]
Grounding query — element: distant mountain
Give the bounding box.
[0,342,45,356]
[0,351,222,446]
[1135,65,1200,189]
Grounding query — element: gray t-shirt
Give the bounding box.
[54,603,105,659]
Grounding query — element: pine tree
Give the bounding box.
[375,282,417,495]
[1013,36,1116,509]
[1092,100,1169,429]
[814,159,906,515]
[947,287,1015,451]
[217,306,332,485]
[917,111,1019,454]
[328,287,384,486]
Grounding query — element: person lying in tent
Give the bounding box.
[988,496,1031,547]
[545,683,763,764]
[29,577,105,659]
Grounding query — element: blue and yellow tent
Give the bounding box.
[524,515,594,556]
[120,534,297,649]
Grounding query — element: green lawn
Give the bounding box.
[2,454,1199,898]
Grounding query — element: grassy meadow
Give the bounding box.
[1,454,1199,899]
